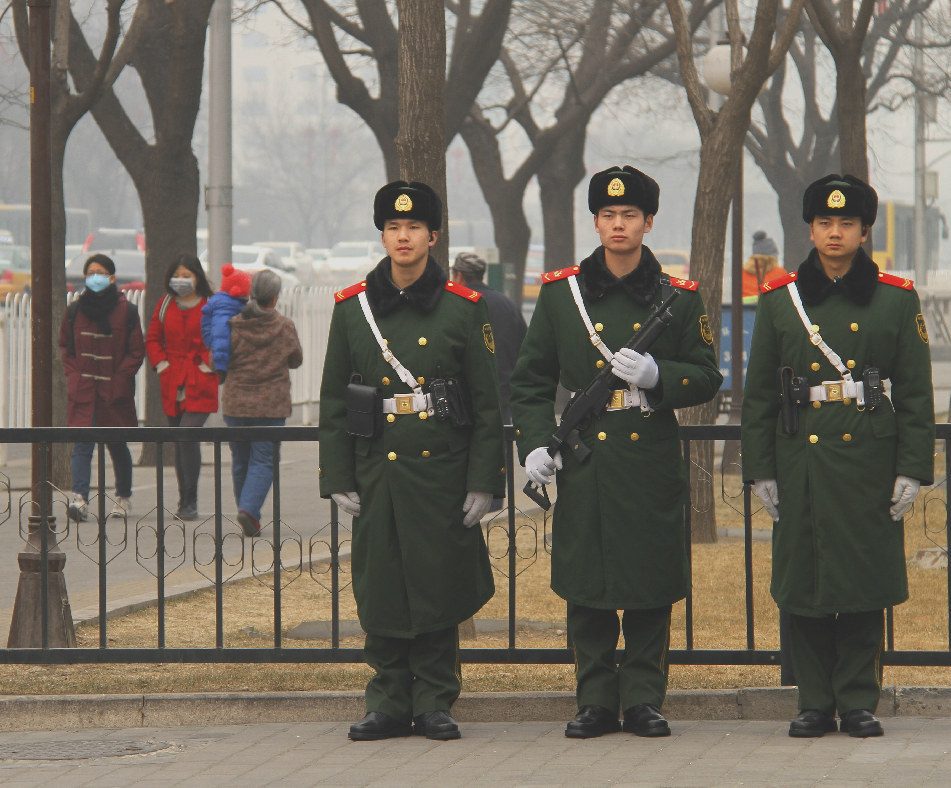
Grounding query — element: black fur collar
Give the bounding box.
[365,256,447,317]
[579,246,662,306]
[796,247,878,306]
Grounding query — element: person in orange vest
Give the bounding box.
[742,231,787,303]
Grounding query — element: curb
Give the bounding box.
[0,687,950,732]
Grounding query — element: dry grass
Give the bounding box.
[0,468,947,696]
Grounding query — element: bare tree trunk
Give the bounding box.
[395,0,449,267]
[536,128,587,273]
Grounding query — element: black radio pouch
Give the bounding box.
[345,373,383,439]
[444,376,474,429]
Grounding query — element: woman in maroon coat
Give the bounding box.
[145,253,217,520]
[60,254,145,522]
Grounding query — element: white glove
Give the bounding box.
[525,446,563,486]
[889,475,920,521]
[331,491,361,517]
[462,491,493,527]
[611,347,660,389]
[752,479,780,522]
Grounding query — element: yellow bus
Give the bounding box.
[871,201,944,272]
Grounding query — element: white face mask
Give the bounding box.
[170,277,195,296]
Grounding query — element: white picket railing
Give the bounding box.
[0,286,338,463]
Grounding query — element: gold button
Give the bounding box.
[843,397,851,406]
[846,360,855,369]
[382,377,391,386]
[809,435,818,444]
[318,466,322,476]
[387,452,397,460]
[597,431,607,441]
[811,362,820,372]
[682,378,689,386]
[596,360,605,369]
[418,411,428,420]
[850,322,859,332]
[811,324,820,333]
[383,338,389,346]
[633,322,642,331]
[417,376,426,385]
[500,466,506,474]
[630,433,639,441]
[386,414,396,423]
[843,434,852,442]
[421,450,431,458]
[812,401,821,409]
[515,428,521,436]
[595,322,604,332]
[418,337,427,346]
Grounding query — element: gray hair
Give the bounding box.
[241,269,282,317]
[452,252,487,282]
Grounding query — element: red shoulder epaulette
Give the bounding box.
[445,280,482,302]
[878,271,914,290]
[668,277,699,291]
[334,280,367,303]
[760,271,797,294]
[541,265,581,284]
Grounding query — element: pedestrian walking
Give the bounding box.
[222,269,303,538]
[61,253,145,522]
[145,253,217,520]
[509,165,722,739]
[742,173,935,738]
[319,180,504,742]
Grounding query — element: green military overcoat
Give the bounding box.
[509,248,722,610]
[741,250,934,616]
[319,258,504,638]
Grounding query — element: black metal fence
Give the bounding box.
[0,424,948,668]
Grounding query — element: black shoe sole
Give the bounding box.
[622,722,671,737]
[348,727,412,741]
[565,723,622,739]
[842,725,884,738]
[414,727,461,740]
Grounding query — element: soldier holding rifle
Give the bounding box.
[509,165,722,739]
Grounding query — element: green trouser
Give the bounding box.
[788,610,884,716]
[363,626,461,723]
[567,603,671,714]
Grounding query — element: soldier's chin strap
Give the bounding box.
[787,282,865,407]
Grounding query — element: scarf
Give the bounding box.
[77,284,120,335]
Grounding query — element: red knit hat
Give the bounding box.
[219,264,251,298]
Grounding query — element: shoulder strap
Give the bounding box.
[787,282,854,385]
[356,291,424,396]
[158,294,172,322]
[567,275,614,363]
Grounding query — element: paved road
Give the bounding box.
[0,717,949,786]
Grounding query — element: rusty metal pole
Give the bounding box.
[8,0,75,649]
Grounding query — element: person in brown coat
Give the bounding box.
[222,269,303,537]
[60,253,145,522]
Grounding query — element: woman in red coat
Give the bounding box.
[60,254,145,522]
[145,253,217,520]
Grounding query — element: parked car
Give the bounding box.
[65,249,146,292]
[199,245,300,289]
[251,241,317,285]
[0,245,31,296]
[81,228,145,254]
[321,240,383,283]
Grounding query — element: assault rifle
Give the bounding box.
[523,287,681,510]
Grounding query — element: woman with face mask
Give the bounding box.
[60,253,145,523]
[144,253,217,520]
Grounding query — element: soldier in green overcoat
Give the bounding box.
[742,174,934,739]
[318,181,504,742]
[509,166,722,739]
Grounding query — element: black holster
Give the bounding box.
[345,374,382,438]
[777,366,809,436]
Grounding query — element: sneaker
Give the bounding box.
[176,502,199,521]
[237,510,261,537]
[109,496,131,519]
[68,494,88,522]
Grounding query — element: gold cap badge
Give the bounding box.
[394,193,413,212]
[827,189,846,209]
[607,177,625,197]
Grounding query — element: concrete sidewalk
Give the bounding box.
[0,708,949,786]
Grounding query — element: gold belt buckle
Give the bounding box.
[823,381,843,402]
[609,390,626,409]
[395,394,415,414]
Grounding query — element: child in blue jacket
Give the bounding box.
[201,263,252,378]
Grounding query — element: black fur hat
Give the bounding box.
[802,174,878,226]
[588,165,659,216]
[373,180,442,231]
